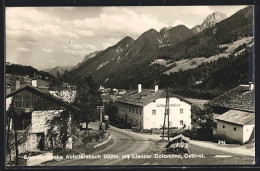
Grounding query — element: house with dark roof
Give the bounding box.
[206,83,255,143]
[117,84,192,130]
[6,85,76,155]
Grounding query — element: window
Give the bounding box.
[233,127,236,131]
[132,107,134,113]
[152,110,156,115]
[139,109,142,115]
[223,125,225,129]
[129,106,131,112]
[180,120,183,125]
[136,108,138,114]
[180,109,183,114]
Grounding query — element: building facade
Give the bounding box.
[6,85,74,154]
[117,84,192,130]
[207,83,255,143]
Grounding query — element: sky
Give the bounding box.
[6,6,247,70]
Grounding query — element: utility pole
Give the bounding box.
[162,87,170,140]
[167,87,170,141]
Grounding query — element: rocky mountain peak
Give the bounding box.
[192,12,227,34]
[203,12,227,26]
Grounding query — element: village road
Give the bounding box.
[47,126,153,166]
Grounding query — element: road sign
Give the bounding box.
[97,106,105,109]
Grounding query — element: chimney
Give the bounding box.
[249,82,254,91]
[32,79,37,87]
[15,80,20,89]
[154,85,158,93]
[138,84,142,93]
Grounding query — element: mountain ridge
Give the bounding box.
[65,6,253,92]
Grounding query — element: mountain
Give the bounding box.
[159,6,253,61]
[68,36,135,83]
[159,25,194,46]
[73,51,100,70]
[66,6,253,94]
[44,66,74,77]
[191,12,227,34]
[82,51,100,63]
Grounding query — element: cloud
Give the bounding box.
[42,48,53,53]
[16,47,30,52]
[49,59,56,63]
[72,7,168,39]
[178,6,214,17]
[173,20,194,29]
[61,7,76,11]
[102,38,120,49]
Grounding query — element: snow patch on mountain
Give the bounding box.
[96,61,109,70]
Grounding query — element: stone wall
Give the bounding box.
[31,110,62,133]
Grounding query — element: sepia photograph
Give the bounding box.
[5,5,255,167]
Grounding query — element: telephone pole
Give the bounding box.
[162,87,170,140]
[167,87,170,141]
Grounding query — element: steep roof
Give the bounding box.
[6,85,77,110]
[216,109,255,125]
[206,85,255,112]
[117,89,192,106]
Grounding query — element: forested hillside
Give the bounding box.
[6,64,53,80]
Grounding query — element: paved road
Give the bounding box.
[47,126,153,166]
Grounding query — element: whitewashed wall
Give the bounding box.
[243,124,255,143]
[216,120,243,142]
[31,110,62,133]
[143,97,191,129]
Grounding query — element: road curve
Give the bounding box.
[47,126,153,166]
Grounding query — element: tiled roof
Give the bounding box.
[117,89,192,106]
[206,85,255,112]
[216,109,255,125]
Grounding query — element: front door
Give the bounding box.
[37,133,45,151]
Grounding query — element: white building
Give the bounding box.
[207,83,255,143]
[117,84,192,130]
[216,110,255,143]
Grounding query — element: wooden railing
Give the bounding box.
[9,124,32,147]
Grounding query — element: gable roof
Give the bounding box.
[6,85,77,110]
[206,85,255,112]
[117,89,192,106]
[216,109,255,125]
